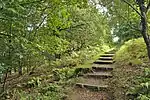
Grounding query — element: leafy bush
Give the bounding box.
[127,68,150,100]
[50,46,103,68]
[115,38,148,65]
[11,83,66,100]
[26,77,42,88]
[53,67,78,81]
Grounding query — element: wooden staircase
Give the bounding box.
[76,51,115,91]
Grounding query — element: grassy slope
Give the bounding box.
[77,48,115,68]
[111,38,149,100]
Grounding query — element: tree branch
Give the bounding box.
[0,17,10,21]
[113,8,141,31]
[51,23,85,38]
[119,16,140,31]
[33,15,47,36]
[0,32,18,37]
[121,0,143,18]
[0,32,11,37]
[55,23,85,32]
[33,5,50,37]
[146,1,150,13]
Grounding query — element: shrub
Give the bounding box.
[11,83,66,100]
[127,68,150,100]
[115,38,148,65]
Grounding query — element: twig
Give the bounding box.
[121,0,143,18]
[33,6,50,37]
[0,33,11,37]
[114,8,141,31]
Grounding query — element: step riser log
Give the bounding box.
[92,67,113,72]
[100,54,115,57]
[76,83,108,91]
[101,55,114,57]
[84,75,113,78]
[94,61,114,64]
[98,58,113,60]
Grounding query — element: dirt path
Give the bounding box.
[69,88,110,100]
[69,51,115,100]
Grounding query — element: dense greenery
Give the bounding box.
[92,0,150,59]
[127,68,150,100]
[115,38,148,65]
[114,38,149,100]
[0,0,112,99]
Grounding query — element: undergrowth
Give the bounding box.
[2,67,79,100]
[127,68,150,100]
[1,46,110,100]
[113,38,150,100]
[115,38,148,65]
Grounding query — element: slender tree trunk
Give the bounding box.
[18,59,22,75]
[1,70,8,92]
[14,68,16,73]
[138,0,150,61]
[122,0,150,60]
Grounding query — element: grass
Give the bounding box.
[77,54,102,68]
[77,48,115,68]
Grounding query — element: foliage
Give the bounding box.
[112,37,149,100]
[26,77,42,88]
[53,67,77,81]
[91,0,150,49]
[127,68,150,100]
[50,46,105,69]
[1,66,79,100]
[0,0,113,99]
[115,38,148,65]
[10,83,66,100]
[0,0,111,75]
[113,22,141,44]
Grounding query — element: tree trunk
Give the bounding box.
[1,70,8,93]
[147,45,150,60]
[138,0,150,61]
[18,60,22,75]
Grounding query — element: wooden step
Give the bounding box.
[77,77,109,86]
[92,64,113,71]
[85,72,113,78]
[94,60,114,64]
[76,83,108,90]
[98,57,113,60]
[100,54,115,57]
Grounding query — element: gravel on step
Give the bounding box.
[77,77,109,86]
